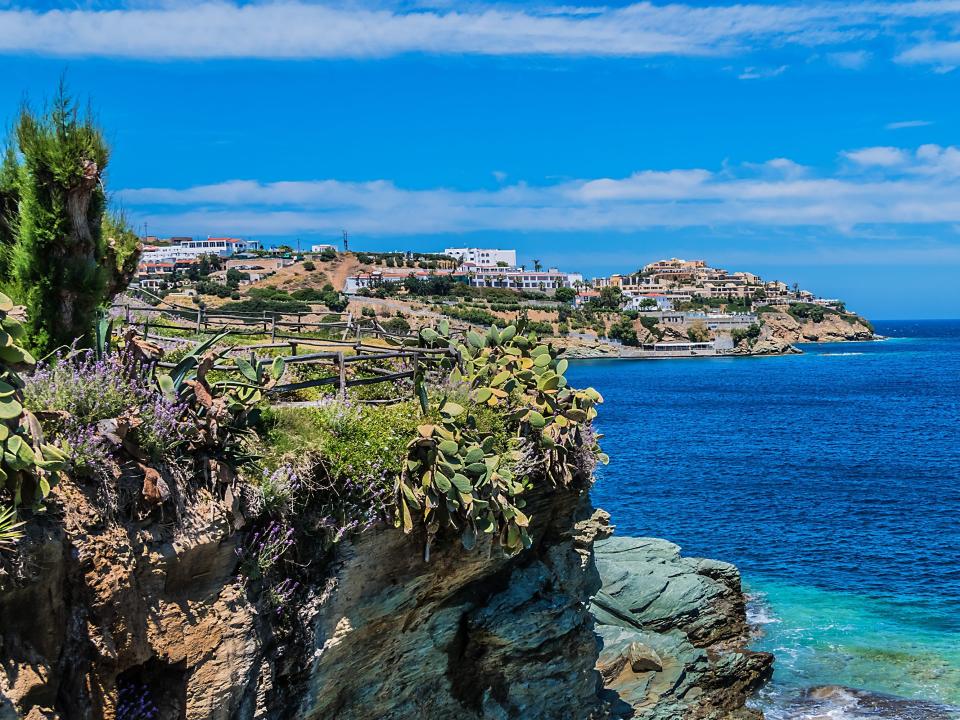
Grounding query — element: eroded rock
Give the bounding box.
[591,536,773,720]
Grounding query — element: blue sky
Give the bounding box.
[3,2,960,317]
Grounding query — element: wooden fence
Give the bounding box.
[112,293,458,406]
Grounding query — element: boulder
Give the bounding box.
[591,536,773,719]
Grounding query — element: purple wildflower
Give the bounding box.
[116,682,159,720]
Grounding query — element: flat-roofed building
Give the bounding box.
[444,247,517,267]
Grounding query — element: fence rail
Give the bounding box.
[113,291,458,405]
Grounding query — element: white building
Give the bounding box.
[444,247,517,267]
[468,266,583,293]
[141,237,260,263]
[311,244,337,254]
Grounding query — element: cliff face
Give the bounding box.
[758,311,874,345]
[0,477,768,720]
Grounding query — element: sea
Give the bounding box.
[565,320,960,720]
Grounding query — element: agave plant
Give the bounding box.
[0,504,25,551]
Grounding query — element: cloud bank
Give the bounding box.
[118,144,960,236]
[1,1,960,61]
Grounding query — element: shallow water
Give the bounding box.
[566,320,960,718]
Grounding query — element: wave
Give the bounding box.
[758,686,960,720]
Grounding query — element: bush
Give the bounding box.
[608,317,639,346]
[554,287,576,303]
[638,316,664,341]
[440,306,498,326]
[195,280,233,298]
[787,303,827,323]
[687,321,711,342]
[302,260,316,271]
[24,349,183,464]
[382,317,411,335]
[219,298,311,314]
[731,323,762,346]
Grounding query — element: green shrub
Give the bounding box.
[302,261,316,271]
[687,321,711,342]
[731,323,762,346]
[382,317,411,335]
[608,317,639,346]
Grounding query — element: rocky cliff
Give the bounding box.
[0,476,769,720]
[591,536,773,720]
[758,311,874,345]
[730,311,874,355]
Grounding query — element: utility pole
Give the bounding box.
[342,229,349,252]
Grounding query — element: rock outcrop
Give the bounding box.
[758,311,874,344]
[0,475,771,720]
[591,536,773,720]
[0,475,610,720]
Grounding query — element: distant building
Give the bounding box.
[141,237,260,263]
[624,294,673,311]
[444,247,517,267]
[311,244,337,254]
[466,266,582,293]
[343,269,465,294]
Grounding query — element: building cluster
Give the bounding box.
[132,235,840,319]
[591,258,841,310]
[344,247,583,295]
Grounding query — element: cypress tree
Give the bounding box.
[8,85,138,355]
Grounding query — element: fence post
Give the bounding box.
[144,314,150,338]
[297,313,302,334]
[337,351,347,401]
[262,311,268,334]
[412,351,420,400]
[125,304,131,326]
[271,314,277,342]
[196,306,203,334]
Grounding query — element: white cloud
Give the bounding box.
[0,1,959,60]
[842,146,910,167]
[738,65,788,80]
[886,119,934,129]
[117,144,960,236]
[826,50,871,69]
[896,40,960,66]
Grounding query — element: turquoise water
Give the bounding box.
[566,321,960,719]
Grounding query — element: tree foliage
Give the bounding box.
[2,85,141,355]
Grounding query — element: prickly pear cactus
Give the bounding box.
[0,292,67,509]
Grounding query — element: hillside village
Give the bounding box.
[133,237,876,357]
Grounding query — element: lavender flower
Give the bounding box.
[268,578,300,614]
[60,423,113,480]
[24,346,187,463]
[116,682,159,720]
[235,520,295,582]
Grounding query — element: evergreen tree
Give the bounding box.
[8,85,139,354]
[0,145,20,264]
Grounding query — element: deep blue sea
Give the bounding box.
[566,320,960,719]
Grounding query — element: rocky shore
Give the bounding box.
[0,475,769,719]
[591,535,773,720]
